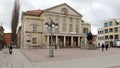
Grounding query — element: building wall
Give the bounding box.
[4,33,11,46]
[20,3,91,48]
[97,28,104,47]
[97,18,120,47]
[0,26,4,49]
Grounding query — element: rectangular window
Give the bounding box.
[114,27,118,32]
[109,21,112,26]
[33,24,37,32]
[32,38,37,44]
[110,35,113,39]
[76,25,79,33]
[62,23,66,32]
[105,36,109,40]
[109,28,113,32]
[105,29,108,33]
[69,24,73,32]
[102,30,104,34]
[114,34,118,40]
[70,17,73,23]
[104,23,108,27]
[76,18,79,23]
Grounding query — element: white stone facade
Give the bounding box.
[18,3,91,48]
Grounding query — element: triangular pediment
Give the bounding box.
[44,3,82,17]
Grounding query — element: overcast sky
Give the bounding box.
[1,0,120,34]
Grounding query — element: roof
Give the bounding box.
[23,9,44,16]
[44,3,83,17]
[22,3,82,17]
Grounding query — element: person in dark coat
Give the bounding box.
[9,45,12,54]
[101,43,104,51]
[105,44,108,51]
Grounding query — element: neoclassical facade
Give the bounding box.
[18,3,91,48]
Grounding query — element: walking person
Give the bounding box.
[9,45,12,54]
[101,43,104,51]
[55,44,57,50]
[105,44,108,51]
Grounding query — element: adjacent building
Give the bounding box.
[97,28,104,47]
[97,18,120,47]
[0,26,4,49]
[4,33,12,47]
[18,3,91,48]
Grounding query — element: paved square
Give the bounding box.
[0,48,120,68]
[21,48,120,62]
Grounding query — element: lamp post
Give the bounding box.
[45,20,58,57]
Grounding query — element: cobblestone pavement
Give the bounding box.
[0,48,120,68]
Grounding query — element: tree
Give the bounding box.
[11,0,20,45]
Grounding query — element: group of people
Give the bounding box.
[102,43,108,51]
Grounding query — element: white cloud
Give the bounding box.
[1,0,120,34]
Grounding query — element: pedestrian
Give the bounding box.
[101,43,104,51]
[105,44,108,51]
[55,44,57,50]
[9,45,12,54]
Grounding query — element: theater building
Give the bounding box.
[19,3,91,48]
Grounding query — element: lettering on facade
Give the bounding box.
[25,16,42,20]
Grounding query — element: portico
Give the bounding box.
[45,34,85,48]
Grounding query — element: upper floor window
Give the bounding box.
[104,23,108,27]
[33,24,37,32]
[114,27,118,32]
[76,25,79,33]
[109,21,112,26]
[105,36,109,40]
[109,28,113,32]
[114,34,119,40]
[105,29,108,33]
[76,18,79,23]
[102,30,104,34]
[98,31,100,34]
[70,17,73,23]
[69,24,73,32]
[62,23,66,32]
[110,35,113,39]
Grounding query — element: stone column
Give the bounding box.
[78,37,80,47]
[71,36,73,46]
[47,36,49,48]
[56,36,58,45]
[64,36,66,47]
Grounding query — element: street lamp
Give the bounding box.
[45,20,58,57]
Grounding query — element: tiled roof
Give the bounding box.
[23,9,43,16]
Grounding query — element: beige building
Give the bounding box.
[18,3,91,48]
[97,18,120,47]
[103,18,120,47]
